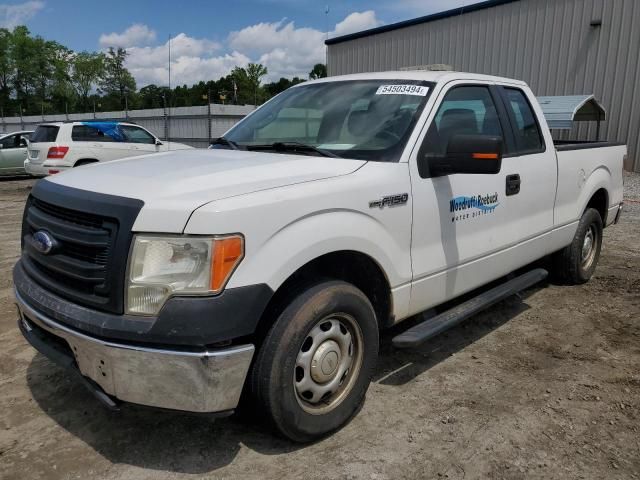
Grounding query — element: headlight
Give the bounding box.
[126,234,244,315]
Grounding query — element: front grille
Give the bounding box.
[21,181,144,314]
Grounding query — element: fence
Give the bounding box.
[0,104,256,148]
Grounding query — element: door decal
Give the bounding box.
[449,193,499,222]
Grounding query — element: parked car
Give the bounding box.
[14,71,625,442]
[24,121,193,176]
[0,130,34,176]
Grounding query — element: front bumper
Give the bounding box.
[16,288,255,413]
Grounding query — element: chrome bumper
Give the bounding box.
[15,288,255,413]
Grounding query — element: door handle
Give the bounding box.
[506,174,521,196]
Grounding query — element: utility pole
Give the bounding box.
[207,88,212,144]
[19,105,24,129]
[325,5,330,68]
[167,34,171,147]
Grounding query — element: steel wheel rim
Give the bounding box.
[581,224,598,269]
[293,313,364,415]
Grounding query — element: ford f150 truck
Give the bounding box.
[14,71,625,442]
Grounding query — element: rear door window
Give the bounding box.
[72,125,116,142]
[502,88,544,153]
[31,126,59,143]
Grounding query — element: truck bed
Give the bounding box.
[554,140,625,151]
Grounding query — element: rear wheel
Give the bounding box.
[250,280,378,442]
[552,208,603,284]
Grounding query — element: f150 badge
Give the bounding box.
[369,193,409,209]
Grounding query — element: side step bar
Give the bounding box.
[392,268,548,349]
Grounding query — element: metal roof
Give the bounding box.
[325,0,521,45]
[536,95,607,130]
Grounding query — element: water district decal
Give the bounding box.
[449,193,499,222]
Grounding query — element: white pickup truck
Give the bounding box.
[14,71,625,442]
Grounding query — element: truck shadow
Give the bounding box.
[25,281,546,475]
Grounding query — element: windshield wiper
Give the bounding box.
[210,136,242,150]
[246,141,340,158]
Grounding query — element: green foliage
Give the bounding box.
[309,63,327,80]
[0,26,308,116]
[72,52,105,111]
[99,47,136,110]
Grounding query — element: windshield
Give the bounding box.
[223,80,434,162]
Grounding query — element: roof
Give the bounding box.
[536,95,606,129]
[0,130,34,138]
[301,70,527,87]
[326,0,521,45]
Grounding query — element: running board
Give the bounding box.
[392,268,548,349]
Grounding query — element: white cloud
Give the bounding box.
[229,11,382,80]
[0,0,44,28]
[101,11,382,87]
[333,11,383,37]
[123,32,237,87]
[99,23,157,48]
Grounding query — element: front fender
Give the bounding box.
[233,208,410,291]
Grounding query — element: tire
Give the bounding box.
[250,280,378,442]
[552,208,603,284]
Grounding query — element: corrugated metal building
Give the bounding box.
[326,0,640,172]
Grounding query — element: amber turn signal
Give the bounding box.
[210,236,244,292]
[472,152,499,159]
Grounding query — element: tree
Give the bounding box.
[10,26,39,113]
[99,47,136,110]
[233,63,268,105]
[264,77,305,98]
[71,52,105,111]
[309,63,327,80]
[0,28,11,108]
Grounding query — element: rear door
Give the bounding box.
[407,81,556,315]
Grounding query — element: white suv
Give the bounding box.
[25,121,193,176]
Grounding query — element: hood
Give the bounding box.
[47,149,365,232]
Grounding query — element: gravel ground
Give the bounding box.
[0,174,638,480]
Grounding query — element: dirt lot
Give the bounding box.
[0,174,638,480]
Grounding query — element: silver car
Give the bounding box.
[0,131,34,176]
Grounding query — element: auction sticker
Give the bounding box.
[376,84,429,96]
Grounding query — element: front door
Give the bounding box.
[0,134,28,174]
[407,82,555,315]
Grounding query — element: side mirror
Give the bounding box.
[419,134,503,177]
[0,144,3,149]
[155,139,163,146]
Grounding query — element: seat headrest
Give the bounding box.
[439,108,478,133]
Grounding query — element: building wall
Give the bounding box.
[327,0,640,172]
[0,104,255,149]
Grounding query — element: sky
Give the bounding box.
[0,0,479,87]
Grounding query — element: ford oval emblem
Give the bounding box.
[32,230,56,255]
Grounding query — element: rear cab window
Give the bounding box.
[501,88,545,154]
[31,125,59,143]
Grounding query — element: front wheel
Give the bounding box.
[250,280,378,442]
[552,208,603,284]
